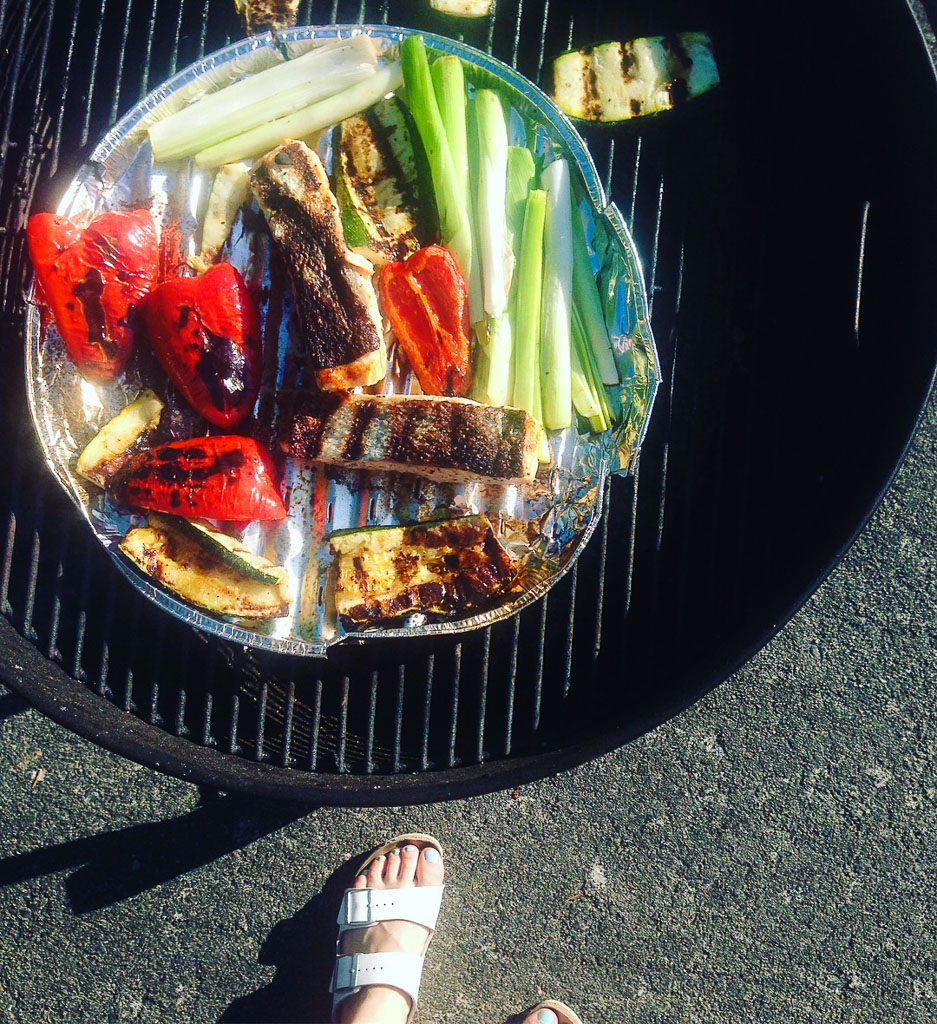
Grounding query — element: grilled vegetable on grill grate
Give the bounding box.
[120,514,289,619]
[76,390,164,489]
[553,34,719,122]
[331,514,515,626]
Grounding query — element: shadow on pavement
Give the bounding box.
[0,690,30,720]
[219,854,358,1024]
[0,788,309,913]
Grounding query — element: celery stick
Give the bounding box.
[401,37,476,316]
[571,196,620,385]
[150,37,379,163]
[512,189,546,417]
[539,159,573,431]
[194,61,402,168]
[474,89,510,319]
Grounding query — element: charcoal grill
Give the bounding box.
[1,0,936,805]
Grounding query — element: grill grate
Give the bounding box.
[2,0,937,800]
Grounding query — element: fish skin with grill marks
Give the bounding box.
[249,139,387,390]
[278,390,545,484]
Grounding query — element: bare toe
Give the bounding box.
[352,871,368,890]
[414,844,445,887]
[523,1012,559,1024]
[365,854,386,889]
[383,846,402,884]
[395,844,420,886]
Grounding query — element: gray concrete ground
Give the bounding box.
[0,399,934,1024]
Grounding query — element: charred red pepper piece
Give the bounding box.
[380,244,472,396]
[143,263,262,428]
[114,435,287,521]
[27,210,158,381]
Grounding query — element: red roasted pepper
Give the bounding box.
[114,435,287,521]
[143,263,261,428]
[27,210,158,381]
[380,244,472,396]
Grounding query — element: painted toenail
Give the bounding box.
[391,848,401,856]
[537,1011,558,1024]
[376,855,386,862]
[404,844,418,853]
[423,848,441,863]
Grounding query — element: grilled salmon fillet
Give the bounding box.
[279,391,544,484]
[250,140,387,390]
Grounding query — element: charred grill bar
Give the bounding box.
[1,0,936,802]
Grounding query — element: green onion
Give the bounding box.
[571,197,620,385]
[431,56,468,195]
[473,89,510,318]
[149,36,379,163]
[571,313,611,432]
[401,37,476,319]
[512,188,546,418]
[539,158,573,431]
[194,61,403,169]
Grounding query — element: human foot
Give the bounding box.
[332,835,445,1024]
[522,1000,584,1024]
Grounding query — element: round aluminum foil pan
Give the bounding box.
[25,25,660,657]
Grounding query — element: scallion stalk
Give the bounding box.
[194,61,403,168]
[539,158,573,431]
[571,196,620,385]
[571,313,610,432]
[401,37,476,318]
[473,89,510,319]
[512,188,546,418]
[150,36,379,163]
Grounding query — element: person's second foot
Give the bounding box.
[336,840,444,1024]
[523,1001,583,1024]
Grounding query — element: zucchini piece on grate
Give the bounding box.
[76,389,164,489]
[331,514,515,626]
[553,33,719,122]
[336,104,424,267]
[430,0,492,16]
[120,515,289,620]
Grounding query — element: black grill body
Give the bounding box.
[1,0,935,803]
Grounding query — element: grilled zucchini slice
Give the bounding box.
[76,389,164,488]
[120,517,288,619]
[553,34,719,122]
[330,514,515,626]
[336,110,422,266]
[158,515,285,585]
[430,0,492,16]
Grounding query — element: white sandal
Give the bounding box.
[330,833,445,1023]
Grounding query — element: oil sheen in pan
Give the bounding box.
[25,24,660,657]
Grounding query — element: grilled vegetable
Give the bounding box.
[190,163,250,273]
[143,262,261,428]
[539,158,573,431]
[120,518,288,619]
[154,514,286,585]
[380,244,472,396]
[27,210,158,381]
[234,0,299,34]
[250,140,387,391]
[430,0,491,15]
[76,390,165,488]
[195,61,402,169]
[279,391,544,485]
[553,34,719,122]
[401,37,478,321]
[331,514,514,626]
[336,111,422,266]
[113,435,287,521]
[149,36,379,163]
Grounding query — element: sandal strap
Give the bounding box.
[330,951,425,1013]
[336,884,445,936]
